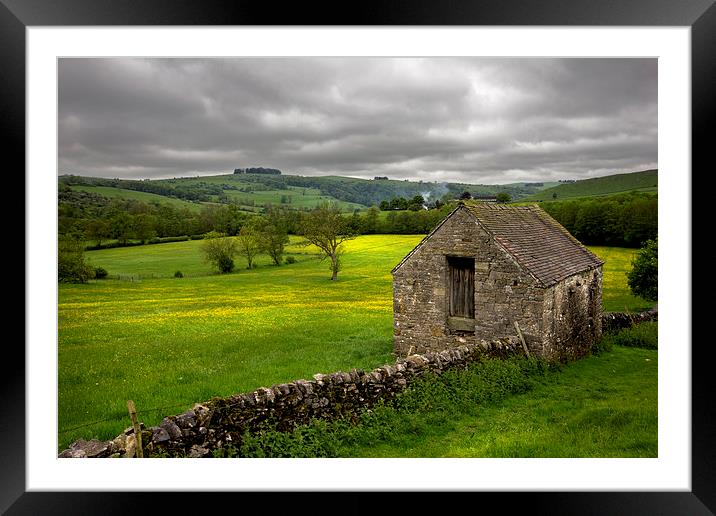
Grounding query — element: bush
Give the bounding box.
[611,321,658,349]
[58,238,95,283]
[201,231,238,274]
[217,255,235,273]
[627,238,657,301]
[591,335,614,356]
[159,235,189,243]
[285,256,297,264]
[174,270,183,278]
[190,234,205,240]
[593,321,658,354]
[93,267,108,279]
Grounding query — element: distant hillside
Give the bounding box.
[523,169,658,201]
[59,170,655,213]
[58,173,553,213]
[70,185,206,212]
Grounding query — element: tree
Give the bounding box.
[201,231,238,273]
[84,219,110,247]
[255,208,289,265]
[132,213,157,244]
[363,205,380,234]
[109,211,133,244]
[495,192,512,203]
[408,195,425,211]
[300,202,356,280]
[459,191,472,200]
[58,236,95,283]
[627,238,657,302]
[236,222,262,269]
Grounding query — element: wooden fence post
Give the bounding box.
[514,321,530,358]
[127,400,143,458]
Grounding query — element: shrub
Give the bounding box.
[93,267,108,279]
[190,234,205,240]
[591,335,614,356]
[58,238,95,283]
[627,238,657,301]
[174,270,183,278]
[217,255,235,273]
[285,256,297,264]
[611,321,658,349]
[593,321,658,354]
[201,231,238,274]
[160,235,189,243]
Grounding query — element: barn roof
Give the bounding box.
[392,202,604,287]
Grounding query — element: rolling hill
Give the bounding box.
[59,168,656,215]
[523,169,658,202]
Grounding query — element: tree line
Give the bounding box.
[539,192,657,248]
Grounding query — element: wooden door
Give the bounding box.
[448,256,475,319]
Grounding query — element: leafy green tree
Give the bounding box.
[201,231,238,273]
[363,205,380,234]
[109,211,133,244]
[58,236,95,283]
[627,238,657,302]
[254,209,290,265]
[495,192,512,203]
[299,202,356,280]
[132,213,157,244]
[84,219,110,247]
[235,222,262,269]
[408,195,425,211]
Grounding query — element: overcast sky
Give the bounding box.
[58,57,657,185]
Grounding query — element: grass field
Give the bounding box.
[58,235,654,451]
[221,187,367,212]
[524,169,657,201]
[70,185,207,212]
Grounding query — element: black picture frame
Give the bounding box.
[4,0,711,513]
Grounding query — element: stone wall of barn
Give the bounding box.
[393,207,546,357]
[541,267,603,362]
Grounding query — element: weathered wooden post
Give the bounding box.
[514,321,530,358]
[127,400,144,458]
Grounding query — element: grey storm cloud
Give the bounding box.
[58,57,657,184]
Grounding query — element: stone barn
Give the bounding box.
[392,202,604,362]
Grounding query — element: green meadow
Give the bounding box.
[58,235,653,451]
[70,185,206,212]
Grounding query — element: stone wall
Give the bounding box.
[58,337,524,458]
[602,307,658,333]
[393,208,545,357]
